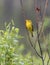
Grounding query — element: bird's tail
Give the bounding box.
[31,31,33,37]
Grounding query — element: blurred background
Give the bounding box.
[0,0,50,54]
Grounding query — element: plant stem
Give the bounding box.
[36,24,44,65]
[26,30,42,58]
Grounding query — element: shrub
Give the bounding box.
[0,22,33,65]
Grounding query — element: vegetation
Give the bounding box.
[0,22,34,65]
[0,0,50,65]
[0,18,50,65]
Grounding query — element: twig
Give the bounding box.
[33,0,48,53]
[42,0,48,20]
[33,0,48,48]
[26,30,42,58]
[36,21,44,65]
[20,0,26,20]
[34,0,48,65]
[36,18,44,65]
[34,0,43,57]
[33,0,48,43]
[39,0,48,36]
[40,0,42,19]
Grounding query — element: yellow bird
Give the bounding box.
[25,19,33,37]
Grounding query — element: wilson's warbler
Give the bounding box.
[25,20,33,37]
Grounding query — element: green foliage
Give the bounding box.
[0,20,50,65]
[0,22,33,65]
[44,17,50,29]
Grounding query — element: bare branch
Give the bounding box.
[36,21,45,65]
[33,1,49,65]
[42,0,48,20]
[20,0,26,20]
[33,0,48,47]
[39,0,48,36]
[26,30,42,58]
[40,0,42,19]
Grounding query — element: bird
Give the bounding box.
[25,19,33,37]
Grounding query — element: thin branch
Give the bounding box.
[39,0,48,36]
[33,0,42,59]
[34,1,48,65]
[20,0,26,20]
[42,0,48,20]
[36,23,43,56]
[36,19,44,65]
[36,17,44,65]
[40,0,42,19]
[33,0,49,51]
[26,30,42,58]
[34,0,43,57]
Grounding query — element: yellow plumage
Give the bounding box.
[25,19,33,37]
